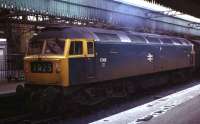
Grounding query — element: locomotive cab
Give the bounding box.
[24,37,95,87]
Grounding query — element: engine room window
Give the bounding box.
[95,33,121,42]
[87,42,94,54]
[171,38,183,45]
[69,41,83,55]
[128,35,146,43]
[146,37,161,44]
[179,39,190,45]
[160,38,173,44]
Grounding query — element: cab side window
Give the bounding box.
[87,42,94,55]
[69,41,83,55]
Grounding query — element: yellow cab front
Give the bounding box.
[24,38,69,87]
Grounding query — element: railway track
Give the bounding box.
[21,115,62,124]
[0,113,63,124]
[0,113,32,124]
[0,93,24,118]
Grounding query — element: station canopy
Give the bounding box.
[144,0,200,18]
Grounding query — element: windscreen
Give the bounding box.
[28,39,65,55]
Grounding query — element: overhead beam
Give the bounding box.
[1,0,200,37]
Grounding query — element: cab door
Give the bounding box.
[68,39,86,85]
[68,39,96,85]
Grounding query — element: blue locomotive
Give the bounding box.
[21,27,196,112]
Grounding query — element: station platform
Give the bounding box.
[91,81,200,124]
[0,81,24,95]
[140,95,200,124]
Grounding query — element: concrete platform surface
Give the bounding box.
[0,81,24,95]
[91,81,200,124]
[141,95,200,124]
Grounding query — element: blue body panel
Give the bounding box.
[69,42,194,86]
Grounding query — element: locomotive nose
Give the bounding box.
[24,56,69,87]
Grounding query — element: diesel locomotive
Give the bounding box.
[21,27,197,113]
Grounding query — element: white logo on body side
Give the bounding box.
[147,53,154,63]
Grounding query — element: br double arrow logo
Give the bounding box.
[147,53,154,63]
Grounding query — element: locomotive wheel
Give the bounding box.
[30,87,62,114]
[30,90,42,113]
[72,88,107,106]
[53,89,66,114]
[16,85,26,102]
[125,80,136,95]
[39,87,60,114]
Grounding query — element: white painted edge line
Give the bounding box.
[0,90,15,95]
[90,81,200,124]
[0,38,7,42]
